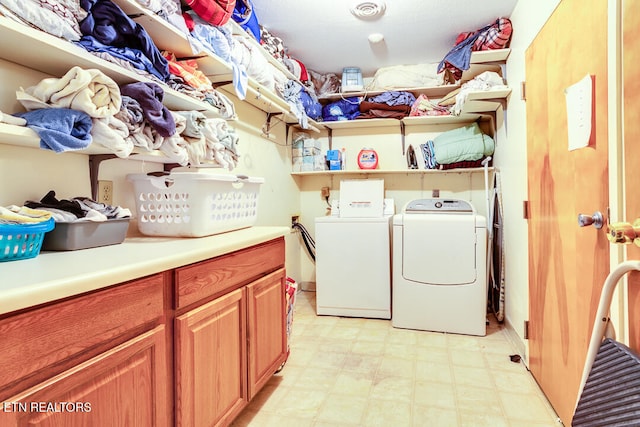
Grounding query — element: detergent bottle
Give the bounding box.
[357,148,378,169]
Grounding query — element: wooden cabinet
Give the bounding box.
[0,274,170,427]
[247,270,287,399]
[175,288,248,427]
[0,326,169,427]
[0,237,287,427]
[174,238,287,427]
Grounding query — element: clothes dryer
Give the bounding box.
[392,199,487,336]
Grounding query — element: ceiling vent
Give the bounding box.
[350,1,386,20]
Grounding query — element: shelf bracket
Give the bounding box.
[263,112,283,138]
[400,120,406,155]
[328,128,333,151]
[88,154,117,201]
[163,163,181,173]
[211,80,234,88]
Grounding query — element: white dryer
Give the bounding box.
[392,199,487,336]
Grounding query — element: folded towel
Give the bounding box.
[14,108,93,153]
[0,205,52,224]
[16,66,121,118]
[175,110,207,138]
[91,115,133,158]
[0,109,27,126]
[120,82,176,137]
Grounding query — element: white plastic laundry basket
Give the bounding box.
[127,171,264,237]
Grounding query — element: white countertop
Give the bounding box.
[0,226,290,316]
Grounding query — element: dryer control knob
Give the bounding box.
[435,201,442,208]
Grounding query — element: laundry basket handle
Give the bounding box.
[576,260,640,409]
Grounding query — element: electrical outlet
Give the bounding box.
[321,186,330,198]
[97,180,113,205]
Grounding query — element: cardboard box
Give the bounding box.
[339,179,384,218]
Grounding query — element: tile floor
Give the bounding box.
[231,290,561,427]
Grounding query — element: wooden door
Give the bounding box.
[0,326,169,427]
[525,0,610,424]
[623,0,640,351]
[175,288,247,427]
[246,268,287,399]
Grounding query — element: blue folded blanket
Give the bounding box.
[14,108,93,153]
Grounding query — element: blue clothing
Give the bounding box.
[75,36,166,82]
[15,108,93,153]
[322,97,361,122]
[421,140,438,169]
[367,91,416,107]
[233,0,261,42]
[437,23,492,74]
[80,0,170,82]
[187,12,248,100]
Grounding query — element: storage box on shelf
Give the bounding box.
[127,171,264,237]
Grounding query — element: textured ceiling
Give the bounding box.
[250,0,518,77]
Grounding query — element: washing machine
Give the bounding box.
[392,199,487,336]
[315,215,392,319]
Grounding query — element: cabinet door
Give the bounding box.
[246,268,287,399]
[175,288,247,427]
[0,325,169,427]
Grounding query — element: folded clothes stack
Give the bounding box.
[23,190,131,223]
[0,205,52,224]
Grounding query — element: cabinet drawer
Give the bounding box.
[0,273,165,399]
[175,237,285,309]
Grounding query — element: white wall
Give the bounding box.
[495,0,560,356]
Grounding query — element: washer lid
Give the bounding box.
[405,199,474,214]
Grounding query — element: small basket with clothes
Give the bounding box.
[0,206,55,262]
[21,191,132,251]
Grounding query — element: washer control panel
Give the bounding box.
[405,199,474,213]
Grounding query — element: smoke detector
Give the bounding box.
[350,1,386,20]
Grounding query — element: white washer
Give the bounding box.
[315,215,392,319]
[392,199,487,336]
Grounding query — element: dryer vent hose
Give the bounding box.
[293,222,316,261]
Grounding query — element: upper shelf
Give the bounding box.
[114,1,323,130]
[318,49,511,103]
[0,122,186,163]
[111,0,196,58]
[320,87,510,130]
[291,167,494,176]
[321,113,488,130]
[0,16,223,118]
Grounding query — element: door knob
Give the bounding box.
[578,211,604,229]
